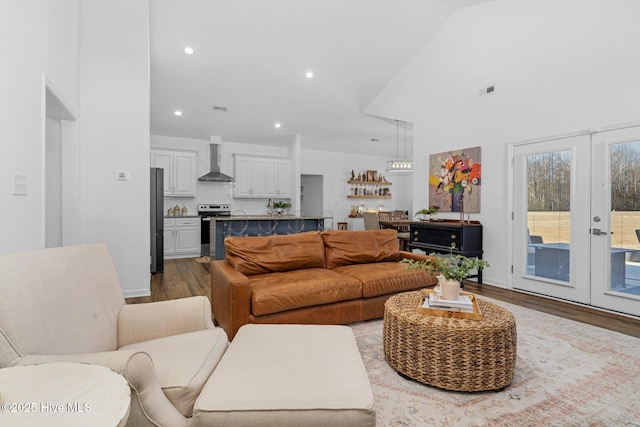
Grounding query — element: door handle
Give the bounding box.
[592,228,609,235]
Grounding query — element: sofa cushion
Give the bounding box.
[119,328,228,417]
[321,229,400,269]
[249,268,363,316]
[225,232,326,276]
[332,262,436,298]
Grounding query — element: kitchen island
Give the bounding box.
[209,215,326,259]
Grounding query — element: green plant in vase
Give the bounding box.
[272,201,291,216]
[401,253,489,300]
[414,206,440,221]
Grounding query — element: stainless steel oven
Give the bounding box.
[198,204,231,256]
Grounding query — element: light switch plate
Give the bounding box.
[116,170,130,181]
[13,173,27,195]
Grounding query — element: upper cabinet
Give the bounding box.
[151,148,197,198]
[264,158,291,197]
[233,155,291,198]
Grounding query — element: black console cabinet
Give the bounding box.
[408,220,484,283]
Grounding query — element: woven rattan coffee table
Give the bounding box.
[383,291,517,392]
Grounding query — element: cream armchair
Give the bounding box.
[0,243,228,427]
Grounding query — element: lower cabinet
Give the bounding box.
[164,218,201,259]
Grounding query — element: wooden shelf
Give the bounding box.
[347,180,392,185]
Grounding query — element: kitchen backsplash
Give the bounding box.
[164,181,283,216]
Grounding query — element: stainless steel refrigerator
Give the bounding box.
[150,167,164,273]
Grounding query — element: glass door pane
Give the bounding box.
[608,141,640,295]
[527,151,572,282]
[512,135,591,304]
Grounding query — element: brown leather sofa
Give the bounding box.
[211,229,437,340]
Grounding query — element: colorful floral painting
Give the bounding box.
[428,146,481,213]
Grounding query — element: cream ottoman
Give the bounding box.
[193,324,376,427]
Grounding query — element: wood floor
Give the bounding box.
[126,258,640,339]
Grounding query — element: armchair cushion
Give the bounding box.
[120,328,228,417]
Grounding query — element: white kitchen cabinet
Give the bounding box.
[164,218,201,259]
[233,154,291,198]
[264,158,291,197]
[233,155,266,197]
[151,148,197,198]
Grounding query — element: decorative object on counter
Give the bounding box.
[272,201,291,216]
[401,252,489,300]
[415,206,440,221]
[168,205,187,217]
[429,146,481,215]
[348,205,362,217]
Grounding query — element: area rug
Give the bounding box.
[350,297,640,426]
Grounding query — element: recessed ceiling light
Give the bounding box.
[174,110,182,116]
[184,47,194,55]
[274,123,281,128]
[305,71,314,79]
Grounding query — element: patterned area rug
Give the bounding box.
[350,298,640,426]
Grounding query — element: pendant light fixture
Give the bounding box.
[385,119,413,173]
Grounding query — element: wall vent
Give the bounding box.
[479,84,496,97]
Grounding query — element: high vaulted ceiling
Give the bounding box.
[149,0,493,157]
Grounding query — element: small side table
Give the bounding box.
[0,362,130,427]
[383,291,517,391]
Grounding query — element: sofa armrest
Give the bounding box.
[117,296,215,347]
[211,260,252,340]
[16,351,189,427]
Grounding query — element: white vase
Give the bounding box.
[434,275,445,296]
[441,278,461,300]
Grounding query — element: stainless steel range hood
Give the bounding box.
[198,143,234,182]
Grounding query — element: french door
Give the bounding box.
[512,125,640,317]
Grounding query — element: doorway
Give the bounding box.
[300,174,323,216]
[43,78,77,248]
[511,124,640,317]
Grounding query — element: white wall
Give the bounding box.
[301,149,413,223]
[80,0,150,297]
[366,0,640,287]
[0,0,80,254]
